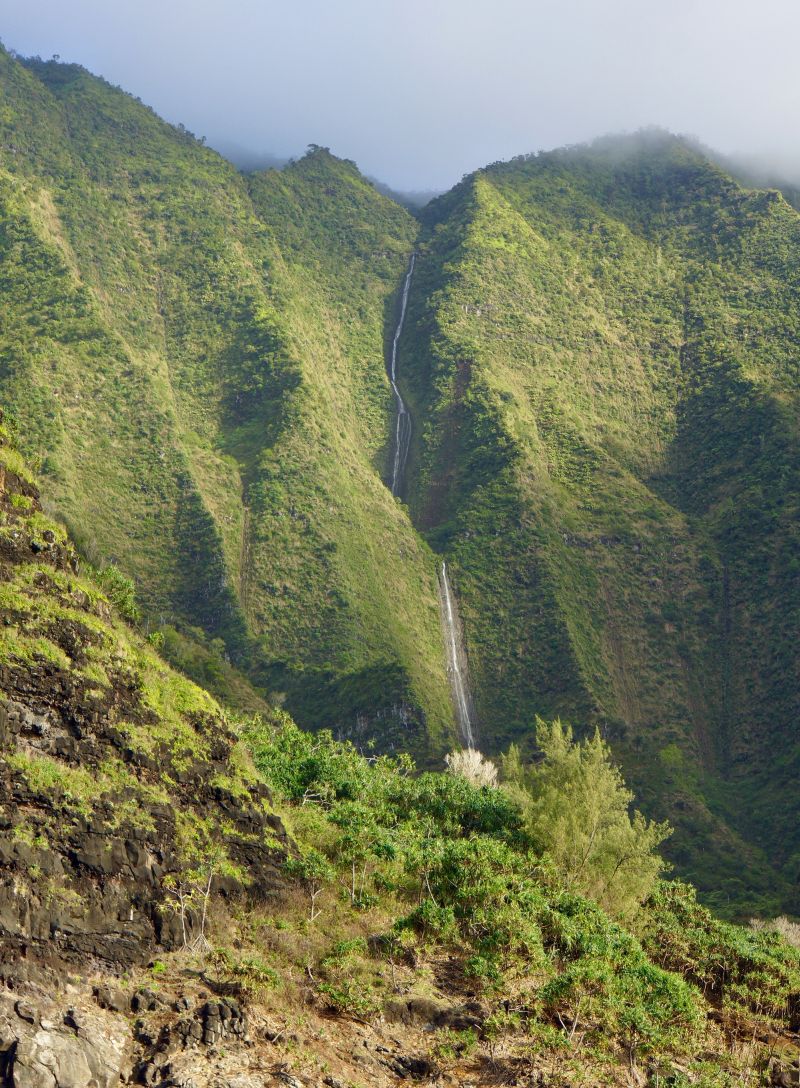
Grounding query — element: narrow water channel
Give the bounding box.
[439,561,476,748]
[387,254,415,496]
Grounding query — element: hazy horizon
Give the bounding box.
[4,0,800,192]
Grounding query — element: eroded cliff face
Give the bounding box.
[0,421,288,1081]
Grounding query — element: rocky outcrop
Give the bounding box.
[0,685,286,979]
[0,427,288,984]
[384,995,485,1032]
[0,993,129,1088]
[0,987,257,1088]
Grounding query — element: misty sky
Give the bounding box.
[4,0,800,191]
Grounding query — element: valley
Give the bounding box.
[0,49,797,922]
[0,38,799,1088]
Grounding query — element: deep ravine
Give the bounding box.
[388,253,416,497]
[386,258,477,748]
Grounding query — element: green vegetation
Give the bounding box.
[0,42,797,922]
[91,562,140,623]
[640,881,800,1025]
[0,47,452,757]
[229,709,800,1082]
[400,131,800,915]
[501,720,670,918]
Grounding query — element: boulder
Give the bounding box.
[0,996,129,1088]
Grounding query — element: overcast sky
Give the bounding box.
[4,0,800,191]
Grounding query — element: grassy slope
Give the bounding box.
[0,50,453,754]
[401,134,800,914]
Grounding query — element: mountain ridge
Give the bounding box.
[0,47,798,915]
[399,135,800,912]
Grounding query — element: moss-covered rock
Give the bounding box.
[0,424,287,979]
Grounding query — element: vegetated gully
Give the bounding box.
[387,255,476,749]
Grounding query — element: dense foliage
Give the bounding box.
[240,710,800,1082]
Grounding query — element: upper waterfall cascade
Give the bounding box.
[386,257,476,749]
[388,254,416,496]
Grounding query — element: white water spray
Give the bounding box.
[388,254,416,496]
[439,561,475,748]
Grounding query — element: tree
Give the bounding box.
[502,720,670,919]
[163,842,231,952]
[284,847,334,921]
[330,800,394,908]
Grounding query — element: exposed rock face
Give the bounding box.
[134,998,250,1086]
[0,994,129,1088]
[0,684,285,978]
[384,995,485,1031]
[0,989,259,1088]
[0,428,288,984]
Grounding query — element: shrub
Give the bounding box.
[283,847,335,921]
[318,937,381,1017]
[209,947,279,998]
[93,563,140,623]
[642,880,800,1023]
[445,747,498,788]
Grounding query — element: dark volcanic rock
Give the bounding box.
[0,994,129,1088]
[0,434,289,984]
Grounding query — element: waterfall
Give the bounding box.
[439,561,476,748]
[385,258,476,748]
[388,254,416,496]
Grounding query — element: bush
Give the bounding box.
[238,709,799,1063]
[93,563,140,623]
[642,880,800,1023]
[209,947,279,999]
[283,847,334,921]
[445,747,498,788]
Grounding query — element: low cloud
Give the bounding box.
[4,0,800,191]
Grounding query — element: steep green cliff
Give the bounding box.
[0,45,798,916]
[400,134,800,913]
[0,47,452,756]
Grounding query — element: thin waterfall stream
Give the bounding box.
[439,562,476,748]
[388,253,415,496]
[387,255,476,748]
